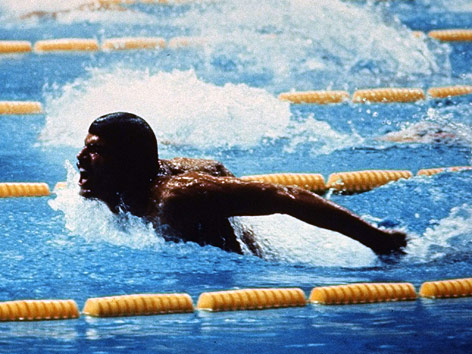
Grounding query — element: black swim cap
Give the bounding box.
[89,112,159,183]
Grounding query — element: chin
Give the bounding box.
[79,187,96,198]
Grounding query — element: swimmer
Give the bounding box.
[379,121,459,144]
[77,112,407,256]
[20,1,126,20]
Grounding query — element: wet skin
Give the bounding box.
[77,133,407,256]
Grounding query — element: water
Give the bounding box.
[0,0,471,352]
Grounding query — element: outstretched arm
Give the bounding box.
[159,173,407,255]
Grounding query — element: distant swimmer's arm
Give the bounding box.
[160,173,407,255]
[20,2,126,19]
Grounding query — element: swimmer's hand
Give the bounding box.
[369,230,407,256]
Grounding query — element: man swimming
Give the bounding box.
[77,112,407,256]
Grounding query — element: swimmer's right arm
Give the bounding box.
[159,173,407,255]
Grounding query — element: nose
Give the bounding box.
[76,146,88,166]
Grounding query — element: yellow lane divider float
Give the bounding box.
[34,38,99,52]
[102,37,166,51]
[420,278,472,299]
[428,29,472,42]
[326,170,413,194]
[0,183,50,198]
[352,88,425,103]
[20,165,470,198]
[279,90,350,104]
[0,101,43,115]
[0,40,32,54]
[82,293,194,317]
[3,277,472,321]
[309,283,417,305]
[1,27,471,55]
[167,36,208,49]
[240,173,326,194]
[427,85,472,99]
[0,300,79,321]
[278,85,471,105]
[197,288,306,312]
[417,166,472,177]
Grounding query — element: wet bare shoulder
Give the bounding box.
[149,172,236,221]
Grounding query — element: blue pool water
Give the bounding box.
[0,0,472,352]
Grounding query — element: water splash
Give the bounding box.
[168,0,450,88]
[406,204,472,263]
[49,161,163,249]
[39,67,291,149]
[284,116,365,155]
[232,215,378,267]
[39,66,363,154]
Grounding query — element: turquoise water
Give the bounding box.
[0,0,472,352]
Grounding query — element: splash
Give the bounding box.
[168,0,450,88]
[284,116,365,155]
[39,68,291,149]
[49,161,163,249]
[232,215,377,267]
[406,204,472,263]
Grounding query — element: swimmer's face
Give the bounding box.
[76,133,118,201]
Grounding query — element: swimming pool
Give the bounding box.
[0,0,472,352]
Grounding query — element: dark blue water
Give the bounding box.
[0,0,471,353]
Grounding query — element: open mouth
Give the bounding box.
[78,167,94,197]
[78,168,89,186]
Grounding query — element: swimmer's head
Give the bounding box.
[77,112,159,211]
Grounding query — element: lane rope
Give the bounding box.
[240,173,326,194]
[326,170,413,194]
[427,85,472,99]
[420,278,472,299]
[0,101,43,115]
[34,38,99,52]
[0,300,79,321]
[0,40,32,54]
[102,37,166,51]
[197,288,306,312]
[0,183,50,197]
[428,29,472,42]
[309,283,417,305]
[279,90,350,104]
[352,88,425,103]
[83,293,194,317]
[3,277,472,321]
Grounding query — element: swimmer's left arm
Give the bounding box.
[162,173,407,255]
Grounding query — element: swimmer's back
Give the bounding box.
[159,157,234,177]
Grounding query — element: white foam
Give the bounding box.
[406,204,472,262]
[284,116,364,155]
[49,161,163,249]
[168,0,449,83]
[39,68,291,149]
[232,215,377,267]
